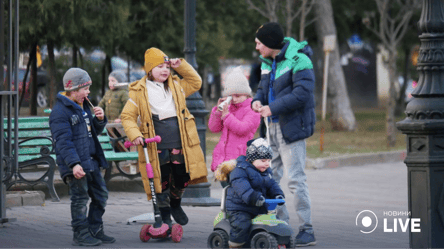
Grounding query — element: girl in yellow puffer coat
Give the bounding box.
[120,48,207,228]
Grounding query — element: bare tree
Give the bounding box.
[314,0,356,131]
[245,0,279,22]
[282,0,315,40]
[246,0,315,40]
[363,0,421,147]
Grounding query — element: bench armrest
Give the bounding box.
[17,136,55,156]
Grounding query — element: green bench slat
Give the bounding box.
[18,152,137,163]
[17,154,56,163]
[8,130,52,138]
[17,151,137,163]
[6,135,110,144]
[104,151,139,161]
[17,147,53,155]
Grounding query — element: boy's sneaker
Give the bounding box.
[73,228,102,246]
[89,225,116,244]
[170,198,188,225]
[295,229,316,247]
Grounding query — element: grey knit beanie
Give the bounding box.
[246,138,273,163]
[109,70,128,83]
[223,67,252,97]
[63,68,92,91]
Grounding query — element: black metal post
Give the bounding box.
[396,0,444,247]
[182,0,219,206]
[0,0,18,224]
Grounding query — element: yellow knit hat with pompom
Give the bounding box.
[144,47,170,74]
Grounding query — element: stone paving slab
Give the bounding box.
[1,161,410,248]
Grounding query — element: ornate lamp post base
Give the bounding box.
[396,0,444,247]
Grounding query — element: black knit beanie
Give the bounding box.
[255,22,285,49]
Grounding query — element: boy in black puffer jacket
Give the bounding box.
[226,138,284,248]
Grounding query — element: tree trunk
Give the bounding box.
[47,40,57,108]
[387,52,397,147]
[285,0,293,37]
[394,47,410,117]
[314,0,356,131]
[19,45,36,110]
[30,43,38,116]
[299,0,307,41]
[72,45,78,67]
[101,55,112,97]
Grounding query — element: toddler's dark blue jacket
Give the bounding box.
[226,156,284,216]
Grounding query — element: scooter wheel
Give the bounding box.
[171,224,183,243]
[140,224,151,242]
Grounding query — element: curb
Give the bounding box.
[306,150,407,169]
[5,190,45,208]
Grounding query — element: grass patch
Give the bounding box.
[205,108,408,159]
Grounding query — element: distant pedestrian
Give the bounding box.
[208,67,261,188]
[98,70,129,123]
[120,47,208,229]
[251,22,317,246]
[225,138,285,248]
[49,68,115,246]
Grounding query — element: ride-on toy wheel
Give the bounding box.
[207,230,229,248]
[140,224,152,242]
[171,224,183,243]
[251,232,278,249]
[286,235,295,248]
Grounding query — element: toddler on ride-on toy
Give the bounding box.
[208,138,295,248]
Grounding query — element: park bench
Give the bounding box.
[3,117,59,202]
[2,116,141,201]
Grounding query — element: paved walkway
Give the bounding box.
[1,161,409,248]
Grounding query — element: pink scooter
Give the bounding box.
[124,136,183,243]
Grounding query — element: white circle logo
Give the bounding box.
[356,210,378,234]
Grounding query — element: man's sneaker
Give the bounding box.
[295,229,316,247]
[89,225,116,244]
[170,198,188,225]
[73,228,102,246]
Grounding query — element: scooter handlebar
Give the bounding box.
[124,135,162,148]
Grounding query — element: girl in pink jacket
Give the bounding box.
[208,67,261,187]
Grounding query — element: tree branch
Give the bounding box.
[245,0,272,20]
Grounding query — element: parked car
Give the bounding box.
[3,67,49,108]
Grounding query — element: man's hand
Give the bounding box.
[133,136,144,146]
[93,106,105,120]
[114,118,121,123]
[258,105,272,117]
[252,101,262,112]
[73,164,86,179]
[170,58,181,68]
